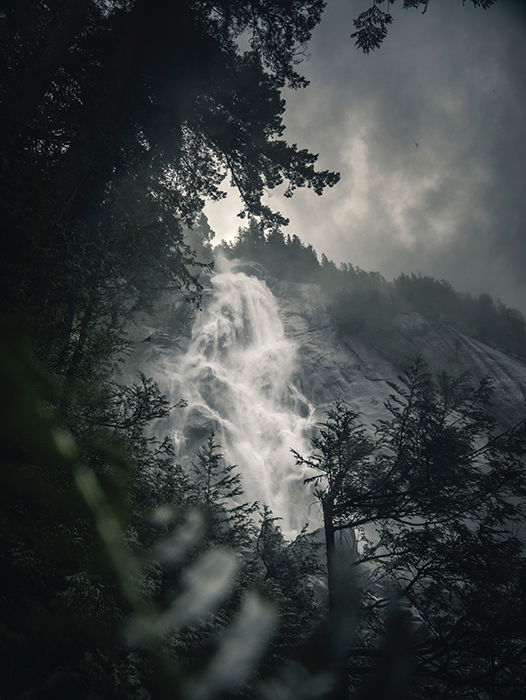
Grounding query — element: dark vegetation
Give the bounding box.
[295,361,526,697]
[4,331,526,698]
[2,1,525,699]
[222,221,526,358]
[350,1,496,54]
[2,1,335,696]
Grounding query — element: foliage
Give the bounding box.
[0,328,315,698]
[189,434,259,549]
[0,321,430,699]
[294,359,526,697]
[0,4,341,686]
[0,1,506,697]
[351,0,496,53]
[351,5,393,54]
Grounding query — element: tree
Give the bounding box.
[351,0,496,54]
[1,1,342,397]
[0,1,506,696]
[191,433,258,549]
[3,0,499,345]
[1,0,504,391]
[295,359,526,696]
[255,506,323,657]
[182,212,215,265]
[294,403,376,613]
[2,0,339,243]
[1,332,287,700]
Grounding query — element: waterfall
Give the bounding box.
[156,258,319,535]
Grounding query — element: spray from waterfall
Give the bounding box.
[155,257,319,536]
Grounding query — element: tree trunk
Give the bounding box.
[59,284,97,410]
[323,498,337,614]
[322,498,354,698]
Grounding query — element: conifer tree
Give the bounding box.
[191,434,258,549]
[295,359,526,696]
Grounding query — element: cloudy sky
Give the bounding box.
[205,0,526,310]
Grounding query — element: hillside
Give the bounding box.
[128,252,526,534]
[272,273,526,421]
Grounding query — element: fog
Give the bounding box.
[206,0,526,310]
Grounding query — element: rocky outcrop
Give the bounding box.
[270,277,526,423]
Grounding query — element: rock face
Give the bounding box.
[128,262,526,424]
[127,261,526,532]
[272,279,396,424]
[270,276,526,423]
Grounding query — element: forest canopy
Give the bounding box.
[222,222,526,359]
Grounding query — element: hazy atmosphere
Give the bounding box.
[207,0,526,309]
[3,2,526,698]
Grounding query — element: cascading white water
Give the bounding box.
[158,258,319,535]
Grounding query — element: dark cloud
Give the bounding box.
[206,0,526,310]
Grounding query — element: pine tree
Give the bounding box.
[295,359,526,696]
[191,434,258,549]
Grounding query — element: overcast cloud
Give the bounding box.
[205,0,526,310]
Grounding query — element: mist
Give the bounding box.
[205,0,526,310]
[4,2,526,698]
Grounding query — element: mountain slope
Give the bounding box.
[271,274,526,422]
